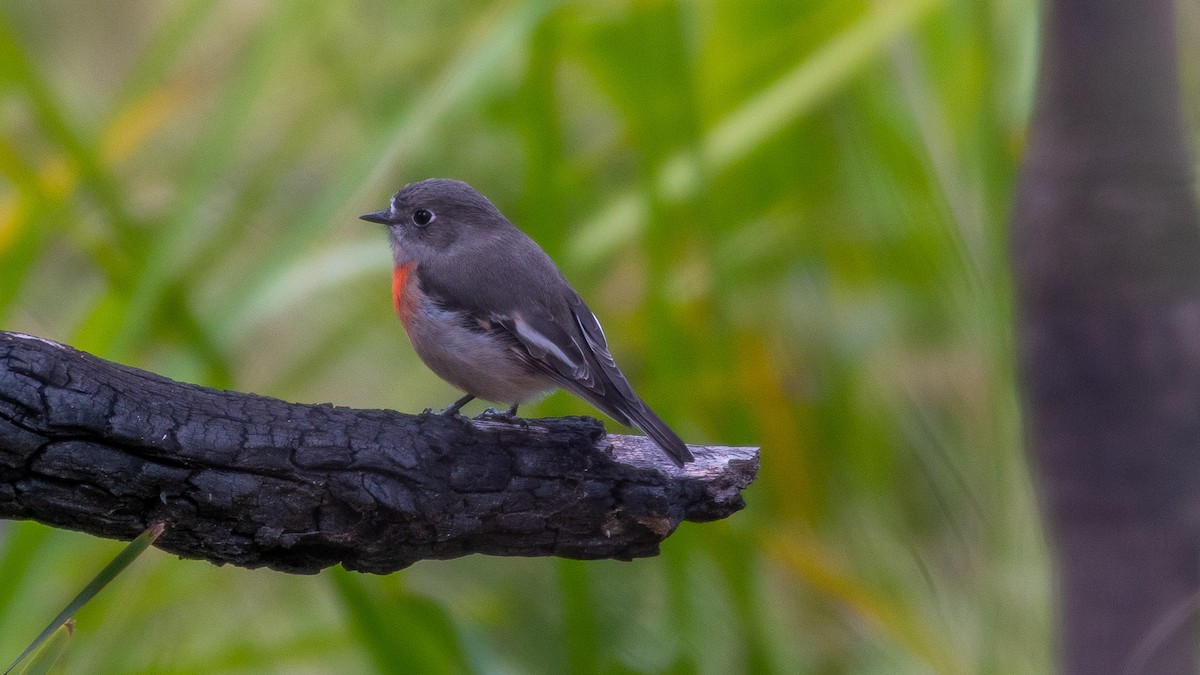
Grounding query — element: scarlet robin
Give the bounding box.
[360,178,694,467]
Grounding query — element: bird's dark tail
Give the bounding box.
[622,401,694,468]
[561,300,695,467]
[567,385,694,467]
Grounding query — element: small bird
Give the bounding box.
[360,178,694,467]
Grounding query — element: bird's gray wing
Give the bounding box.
[418,234,692,465]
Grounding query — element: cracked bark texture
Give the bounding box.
[0,331,756,574]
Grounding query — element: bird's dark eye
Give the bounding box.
[412,209,435,226]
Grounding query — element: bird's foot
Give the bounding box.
[474,404,520,422]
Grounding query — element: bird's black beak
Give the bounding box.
[359,210,393,225]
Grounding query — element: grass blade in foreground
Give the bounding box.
[13,620,72,675]
[3,523,165,675]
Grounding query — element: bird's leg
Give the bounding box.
[475,403,519,421]
[439,394,475,416]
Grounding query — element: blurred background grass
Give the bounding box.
[0,0,1053,672]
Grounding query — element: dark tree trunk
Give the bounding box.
[0,331,757,574]
[1012,0,1200,672]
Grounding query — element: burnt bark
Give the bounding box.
[0,331,756,574]
[1011,0,1200,672]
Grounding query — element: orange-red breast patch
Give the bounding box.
[392,262,419,327]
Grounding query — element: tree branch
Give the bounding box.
[0,331,757,574]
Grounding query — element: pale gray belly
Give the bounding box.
[406,303,554,404]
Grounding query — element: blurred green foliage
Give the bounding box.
[0,0,1048,672]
